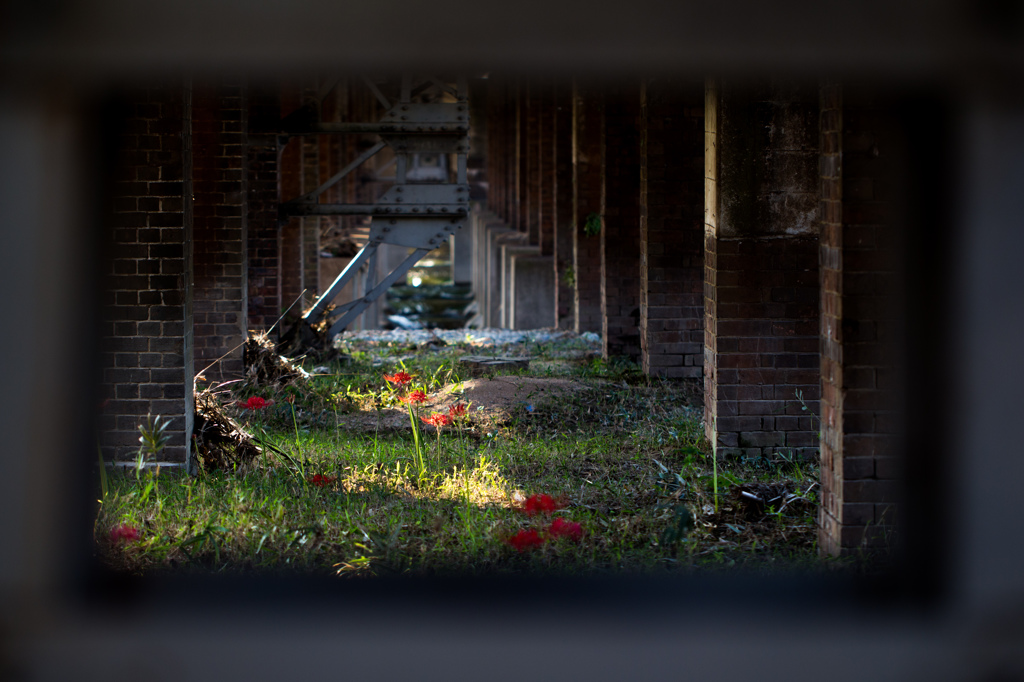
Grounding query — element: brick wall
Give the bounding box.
[704,80,821,461]
[601,85,643,360]
[818,83,901,554]
[191,84,247,382]
[572,82,603,334]
[640,79,705,378]
[246,88,281,332]
[100,84,193,465]
[554,83,575,329]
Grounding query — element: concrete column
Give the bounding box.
[554,83,576,329]
[639,78,705,379]
[192,83,248,382]
[572,82,603,334]
[601,84,643,360]
[704,80,821,463]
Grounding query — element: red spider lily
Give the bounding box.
[548,517,584,541]
[506,529,545,552]
[308,474,337,488]
[384,371,413,386]
[401,390,428,405]
[447,403,467,418]
[421,412,453,428]
[521,493,561,516]
[238,396,272,411]
[109,524,141,544]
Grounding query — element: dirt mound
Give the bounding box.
[339,376,586,432]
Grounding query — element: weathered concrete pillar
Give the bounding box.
[246,88,282,332]
[192,84,248,382]
[554,83,576,330]
[818,83,902,555]
[703,80,821,462]
[100,84,193,465]
[640,79,705,379]
[601,84,643,360]
[572,82,603,334]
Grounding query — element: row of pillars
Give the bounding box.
[480,77,901,555]
[96,76,901,556]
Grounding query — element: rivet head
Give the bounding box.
[402,105,409,111]
[390,219,397,225]
[396,186,403,192]
[400,116,407,120]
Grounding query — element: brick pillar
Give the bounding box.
[279,88,304,323]
[100,84,193,465]
[247,88,281,331]
[818,84,901,555]
[525,82,540,245]
[601,85,643,360]
[554,83,576,329]
[487,80,505,220]
[538,85,556,258]
[704,80,821,462]
[506,82,518,226]
[516,81,528,235]
[572,82,603,334]
[192,84,248,382]
[639,79,705,379]
[301,88,320,304]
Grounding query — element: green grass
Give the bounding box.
[96,336,841,577]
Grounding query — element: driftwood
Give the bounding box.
[243,331,310,389]
[192,389,262,472]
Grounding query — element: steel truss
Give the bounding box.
[279,75,470,341]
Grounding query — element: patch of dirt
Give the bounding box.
[339,376,586,433]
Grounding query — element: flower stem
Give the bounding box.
[713,448,718,514]
[408,404,424,482]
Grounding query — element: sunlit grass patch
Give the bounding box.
[97,336,838,577]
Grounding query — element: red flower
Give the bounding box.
[548,517,584,541]
[506,529,545,552]
[384,371,413,386]
[401,390,428,405]
[447,403,467,418]
[522,493,560,516]
[422,413,453,428]
[109,524,141,544]
[308,474,337,488]
[238,396,271,410]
